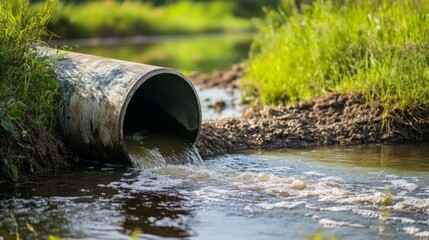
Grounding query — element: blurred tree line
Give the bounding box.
[30,0,285,17]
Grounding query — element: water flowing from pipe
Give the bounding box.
[125,131,203,169]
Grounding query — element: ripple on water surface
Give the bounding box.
[0,144,428,239]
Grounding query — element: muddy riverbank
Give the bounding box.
[192,65,429,158]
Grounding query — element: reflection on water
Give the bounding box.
[125,132,203,169]
[197,86,244,119]
[73,33,252,73]
[1,144,428,239]
[259,144,429,172]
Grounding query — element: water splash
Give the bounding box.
[125,131,203,169]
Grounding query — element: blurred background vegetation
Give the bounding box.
[28,0,288,73]
[29,0,283,39]
[28,0,300,74]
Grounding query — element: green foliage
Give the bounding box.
[0,0,64,182]
[32,1,252,39]
[245,0,429,118]
[0,99,26,133]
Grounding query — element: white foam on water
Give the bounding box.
[351,209,381,219]
[256,201,305,210]
[404,227,429,239]
[417,220,429,226]
[147,165,429,214]
[318,205,356,212]
[318,218,365,228]
[404,227,421,235]
[391,196,429,211]
[191,186,231,202]
[244,205,254,212]
[388,217,416,224]
[415,231,429,238]
[388,179,418,191]
[104,172,186,193]
[96,161,429,234]
[303,171,326,177]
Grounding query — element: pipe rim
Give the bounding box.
[118,67,202,163]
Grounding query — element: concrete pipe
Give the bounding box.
[41,48,201,165]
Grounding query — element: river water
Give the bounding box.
[68,33,252,74]
[1,35,428,239]
[1,144,428,239]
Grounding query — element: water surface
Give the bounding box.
[71,33,252,73]
[1,144,428,239]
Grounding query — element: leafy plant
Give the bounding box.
[0,99,26,132]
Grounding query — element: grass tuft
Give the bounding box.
[0,0,65,183]
[244,0,429,119]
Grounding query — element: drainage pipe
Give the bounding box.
[41,48,201,165]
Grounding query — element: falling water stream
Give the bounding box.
[125,132,203,169]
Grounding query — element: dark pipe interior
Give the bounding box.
[123,73,200,142]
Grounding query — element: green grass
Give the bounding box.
[32,0,252,39]
[244,0,429,118]
[0,0,64,183]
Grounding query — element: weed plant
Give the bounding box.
[32,1,252,39]
[0,0,64,182]
[245,0,429,119]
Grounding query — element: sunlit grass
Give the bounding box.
[0,0,63,182]
[32,1,252,39]
[244,0,429,118]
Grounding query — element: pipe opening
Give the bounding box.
[123,73,200,143]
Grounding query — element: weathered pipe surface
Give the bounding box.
[41,48,201,165]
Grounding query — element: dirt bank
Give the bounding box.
[192,65,429,158]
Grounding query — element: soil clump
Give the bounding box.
[192,65,429,158]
